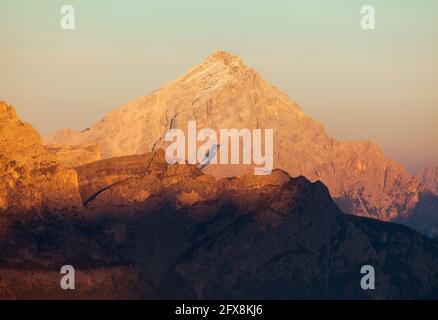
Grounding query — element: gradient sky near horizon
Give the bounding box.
[0,0,437,173]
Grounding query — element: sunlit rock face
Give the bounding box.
[46,51,419,221]
[0,101,82,214]
[1,150,437,299]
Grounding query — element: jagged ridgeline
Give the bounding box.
[0,101,437,299]
[45,51,421,223]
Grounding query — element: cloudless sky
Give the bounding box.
[0,0,437,173]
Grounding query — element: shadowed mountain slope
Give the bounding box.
[0,140,437,298]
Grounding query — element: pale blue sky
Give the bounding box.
[0,0,437,173]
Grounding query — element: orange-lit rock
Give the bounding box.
[0,102,82,213]
[46,51,420,221]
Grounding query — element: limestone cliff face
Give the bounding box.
[46,51,420,221]
[0,102,82,213]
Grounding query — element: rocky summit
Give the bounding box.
[1,52,437,299]
[0,102,81,214]
[46,51,420,222]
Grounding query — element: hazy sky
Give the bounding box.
[0,0,437,173]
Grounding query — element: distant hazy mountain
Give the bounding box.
[46,51,420,222]
[399,167,438,237]
[417,167,438,195]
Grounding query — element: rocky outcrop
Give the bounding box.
[46,51,420,221]
[0,102,82,213]
[0,150,437,299]
[74,149,208,210]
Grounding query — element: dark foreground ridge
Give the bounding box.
[0,150,437,299]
